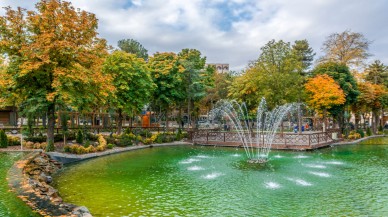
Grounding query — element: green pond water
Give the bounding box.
[53,138,388,217]
[0,152,38,217]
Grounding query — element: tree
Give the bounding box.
[305,74,346,127]
[178,48,214,124]
[365,60,388,86]
[148,52,185,125]
[103,51,155,134]
[229,39,304,110]
[201,70,235,112]
[118,39,148,60]
[292,39,315,72]
[320,30,371,68]
[0,0,113,146]
[313,62,359,130]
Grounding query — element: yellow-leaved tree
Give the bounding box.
[0,0,114,151]
[305,74,346,129]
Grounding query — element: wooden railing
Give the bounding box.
[188,129,342,148]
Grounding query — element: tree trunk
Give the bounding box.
[297,104,302,134]
[372,110,379,134]
[47,102,56,145]
[166,108,169,129]
[117,109,123,135]
[354,112,360,130]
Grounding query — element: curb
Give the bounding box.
[331,135,385,146]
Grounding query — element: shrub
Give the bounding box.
[356,129,365,138]
[348,131,361,140]
[378,125,383,132]
[124,127,131,135]
[113,134,133,147]
[97,134,107,146]
[45,140,55,152]
[175,128,183,141]
[107,143,114,149]
[84,140,91,148]
[64,145,71,153]
[25,136,46,143]
[76,130,83,144]
[33,142,47,149]
[85,132,98,141]
[0,130,8,148]
[139,129,152,138]
[24,141,34,149]
[7,135,20,146]
[366,127,372,136]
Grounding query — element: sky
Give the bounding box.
[1,0,388,71]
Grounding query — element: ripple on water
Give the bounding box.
[304,164,327,169]
[309,171,331,177]
[287,178,312,186]
[180,158,201,164]
[324,161,344,165]
[187,166,205,171]
[294,155,310,159]
[195,155,211,159]
[273,155,283,158]
[202,172,224,180]
[231,154,241,157]
[264,182,281,189]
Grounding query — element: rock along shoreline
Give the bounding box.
[7,142,192,216]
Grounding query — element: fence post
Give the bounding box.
[317,133,320,144]
[224,132,226,142]
[308,134,311,146]
[206,132,209,143]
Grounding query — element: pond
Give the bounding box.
[0,152,39,217]
[52,137,388,216]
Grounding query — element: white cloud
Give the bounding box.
[1,0,387,71]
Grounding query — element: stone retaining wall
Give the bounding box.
[7,151,92,217]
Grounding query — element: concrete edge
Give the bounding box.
[331,135,386,146]
[46,141,193,164]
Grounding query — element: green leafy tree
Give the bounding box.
[118,39,148,60]
[201,69,235,111]
[148,52,185,125]
[178,49,214,124]
[229,39,303,110]
[292,39,316,73]
[0,0,113,145]
[103,51,155,134]
[365,60,388,86]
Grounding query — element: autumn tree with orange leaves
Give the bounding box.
[305,74,346,129]
[0,0,113,150]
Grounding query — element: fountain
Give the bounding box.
[210,98,296,163]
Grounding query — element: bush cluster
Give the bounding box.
[347,131,361,140]
[0,130,8,148]
[356,129,365,138]
[7,135,21,146]
[24,141,48,149]
[63,130,188,155]
[64,134,109,154]
[366,127,372,136]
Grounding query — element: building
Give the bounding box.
[207,63,229,73]
[0,106,17,126]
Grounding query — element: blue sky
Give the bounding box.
[1,0,388,71]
